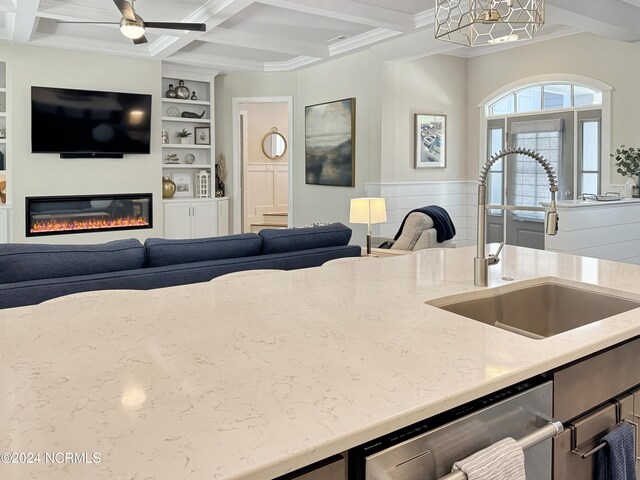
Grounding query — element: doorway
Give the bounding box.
[232,97,293,234]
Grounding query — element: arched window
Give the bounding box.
[487,83,602,117]
[480,76,611,249]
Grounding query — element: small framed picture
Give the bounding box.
[415,113,446,168]
[194,127,210,145]
[171,172,193,197]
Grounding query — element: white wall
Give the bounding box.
[381,54,468,182]
[465,32,640,184]
[11,44,162,243]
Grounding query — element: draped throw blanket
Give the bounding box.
[393,206,456,243]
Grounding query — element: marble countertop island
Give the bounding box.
[2,246,640,479]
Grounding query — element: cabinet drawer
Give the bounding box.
[552,337,640,422]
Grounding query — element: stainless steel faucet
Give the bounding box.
[475,147,559,287]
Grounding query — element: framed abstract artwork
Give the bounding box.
[415,113,446,168]
[305,98,355,187]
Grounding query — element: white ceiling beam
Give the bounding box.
[12,0,40,42]
[163,51,265,72]
[22,32,152,59]
[35,0,116,22]
[260,0,414,32]
[149,0,254,59]
[545,0,640,42]
[198,27,329,58]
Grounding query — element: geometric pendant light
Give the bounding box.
[435,0,545,47]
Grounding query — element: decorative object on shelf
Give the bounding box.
[262,127,287,159]
[184,153,196,164]
[0,150,4,170]
[415,113,446,169]
[172,172,193,197]
[175,80,190,99]
[633,185,640,198]
[181,110,206,119]
[0,180,5,204]
[0,129,5,139]
[610,145,640,198]
[305,98,355,187]
[196,170,210,198]
[191,92,198,101]
[176,128,192,144]
[164,153,179,164]
[217,152,227,181]
[194,126,210,145]
[167,106,180,117]
[162,128,169,144]
[434,0,545,47]
[165,84,177,98]
[162,176,176,199]
[216,152,227,197]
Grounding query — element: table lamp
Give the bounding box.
[350,198,387,255]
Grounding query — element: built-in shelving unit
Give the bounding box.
[161,65,226,238]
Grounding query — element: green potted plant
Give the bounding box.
[176,128,192,145]
[610,145,640,197]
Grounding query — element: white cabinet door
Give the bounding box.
[164,202,191,239]
[217,199,229,236]
[192,202,215,238]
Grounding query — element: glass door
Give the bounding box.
[505,112,574,250]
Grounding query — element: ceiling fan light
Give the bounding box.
[120,19,145,39]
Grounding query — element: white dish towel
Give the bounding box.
[451,437,526,480]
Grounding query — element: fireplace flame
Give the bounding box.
[31,216,149,233]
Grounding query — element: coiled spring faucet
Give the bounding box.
[475,147,559,287]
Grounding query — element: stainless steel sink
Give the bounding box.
[427,279,640,339]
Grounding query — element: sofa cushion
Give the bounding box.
[0,239,145,284]
[259,222,352,254]
[144,233,263,267]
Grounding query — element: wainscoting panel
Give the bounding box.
[365,181,477,247]
[545,202,640,264]
[244,163,288,232]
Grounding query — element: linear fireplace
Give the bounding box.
[26,194,152,237]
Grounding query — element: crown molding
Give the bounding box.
[414,9,435,30]
[264,55,320,71]
[328,28,400,56]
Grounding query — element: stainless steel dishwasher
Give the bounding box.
[348,378,557,480]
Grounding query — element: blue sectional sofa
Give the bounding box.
[0,223,360,310]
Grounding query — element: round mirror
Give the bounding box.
[262,127,287,160]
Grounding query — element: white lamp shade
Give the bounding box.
[349,198,387,225]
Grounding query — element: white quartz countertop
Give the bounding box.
[3,246,640,480]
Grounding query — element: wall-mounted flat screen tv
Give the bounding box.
[31,86,152,157]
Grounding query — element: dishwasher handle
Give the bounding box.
[436,421,563,480]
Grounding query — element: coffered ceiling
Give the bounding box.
[3,0,640,73]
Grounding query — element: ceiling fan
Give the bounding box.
[55,0,206,45]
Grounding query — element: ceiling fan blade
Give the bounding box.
[143,22,206,32]
[113,0,135,21]
[54,21,120,24]
[133,35,148,45]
